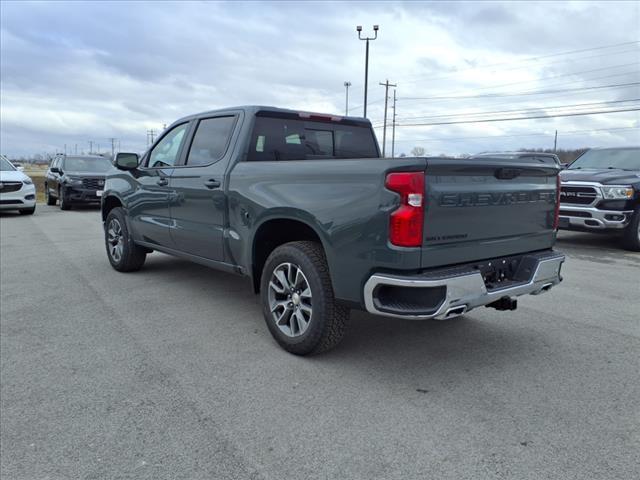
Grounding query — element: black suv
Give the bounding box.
[558,147,640,251]
[45,155,115,210]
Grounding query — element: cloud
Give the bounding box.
[1,0,639,157]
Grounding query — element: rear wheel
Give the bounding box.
[621,207,640,251]
[105,207,146,272]
[45,185,56,205]
[59,188,71,210]
[19,206,36,215]
[260,241,349,355]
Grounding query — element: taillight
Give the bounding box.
[385,172,425,247]
[553,175,561,230]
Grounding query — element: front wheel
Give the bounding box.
[621,207,640,251]
[260,241,349,355]
[59,188,71,210]
[105,207,146,272]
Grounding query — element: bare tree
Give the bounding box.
[410,146,426,157]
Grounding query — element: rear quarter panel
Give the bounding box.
[226,158,427,304]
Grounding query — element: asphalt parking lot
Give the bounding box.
[1,205,638,480]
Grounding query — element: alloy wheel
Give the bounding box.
[267,262,313,337]
[107,218,124,263]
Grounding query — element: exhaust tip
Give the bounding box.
[444,305,467,318]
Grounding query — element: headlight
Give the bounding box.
[601,186,634,199]
[65,177,83,186]
[22,178,33,185]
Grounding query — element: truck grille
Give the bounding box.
[0,181,23,193]
[82,178,105,190]
[560,185,598,205]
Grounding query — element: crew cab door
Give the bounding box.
[129,122,189,248]
[168,114,239,261]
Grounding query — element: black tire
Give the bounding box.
[45,185,56,205]
[59,188,71,210]
[260,241,349,355]
[104,207,146,272]
[621,207,640,251]
[19,206,36,215]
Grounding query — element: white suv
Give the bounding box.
[0,155,36,215]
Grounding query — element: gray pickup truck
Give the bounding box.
[102,106,565,355]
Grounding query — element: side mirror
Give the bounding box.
[50,167,61,174]
[115,152,140,170]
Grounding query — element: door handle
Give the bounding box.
[204,179,221,189]
[157,177,169,186]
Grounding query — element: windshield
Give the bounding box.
[0,156,16,171]
[63,156,113,173]
[569,148,640,170]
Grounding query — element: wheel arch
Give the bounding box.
[251,216,329,294]
[101,195,124,222]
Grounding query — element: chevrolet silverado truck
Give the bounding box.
[558,147,640,251]
[101,106,565,355]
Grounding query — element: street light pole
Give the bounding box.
[357,24,378,118]
[344,81,351,115]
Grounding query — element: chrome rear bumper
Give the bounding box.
[363,252,565,320]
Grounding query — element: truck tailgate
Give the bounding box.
[421,158,559,268]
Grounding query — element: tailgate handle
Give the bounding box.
[495,168,522,180]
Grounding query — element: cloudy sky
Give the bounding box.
[1,0,639,158]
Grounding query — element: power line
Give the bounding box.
[399,81,640,101]
[390,98,640,123]
[355,72,640,113]
[392,126,640,144]
[391,107,640,127]
[402,62,639,97]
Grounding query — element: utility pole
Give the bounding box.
[64,144,67,155]
[554,130,558,152]
[379,79,397,157]
[344,81,351,116]
[74,144,78,154]
[147,129,156,146]
[356,24,379,118]
[109,138,116,158]
[89,141,93,154]
[391,89,397,158]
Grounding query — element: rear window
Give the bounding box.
[247,116,379,161]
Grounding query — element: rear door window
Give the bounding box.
[185,116,236,166]
[247,116,378,161]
